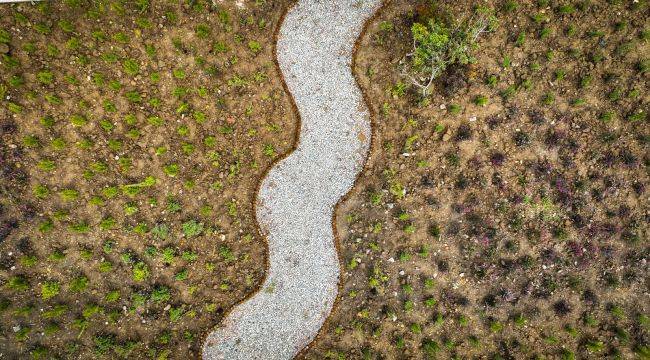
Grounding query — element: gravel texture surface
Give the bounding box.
[202,1,381,359]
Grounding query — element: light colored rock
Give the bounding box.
[202,1,381,359]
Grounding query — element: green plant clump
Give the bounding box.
[405,6,498,96]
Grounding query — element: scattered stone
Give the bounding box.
[202,2,381,359]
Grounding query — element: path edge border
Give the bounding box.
[296,0,390,357]
[200,1,390,357]
[200,1,301,356]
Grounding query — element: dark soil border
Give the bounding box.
[200,0,301,355]
[296,0,390,357]
[201,1,390,358]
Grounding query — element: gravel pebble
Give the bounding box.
[202,1,381,359]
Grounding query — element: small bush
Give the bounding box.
[41,281,61,300]
[132,262,150,282]
[182,220,203,238]
[404,6,497,96]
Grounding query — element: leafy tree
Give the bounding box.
[404,6,498,96]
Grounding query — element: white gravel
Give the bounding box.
[202,1,381,359]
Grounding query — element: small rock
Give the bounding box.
[0,43,9,54]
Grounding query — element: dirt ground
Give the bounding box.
[303,0,648,359]
[0,0,295,358]
[1,0,648,359]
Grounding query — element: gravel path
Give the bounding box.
[202,1,381,359]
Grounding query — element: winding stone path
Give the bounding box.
[202,1,381,359]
